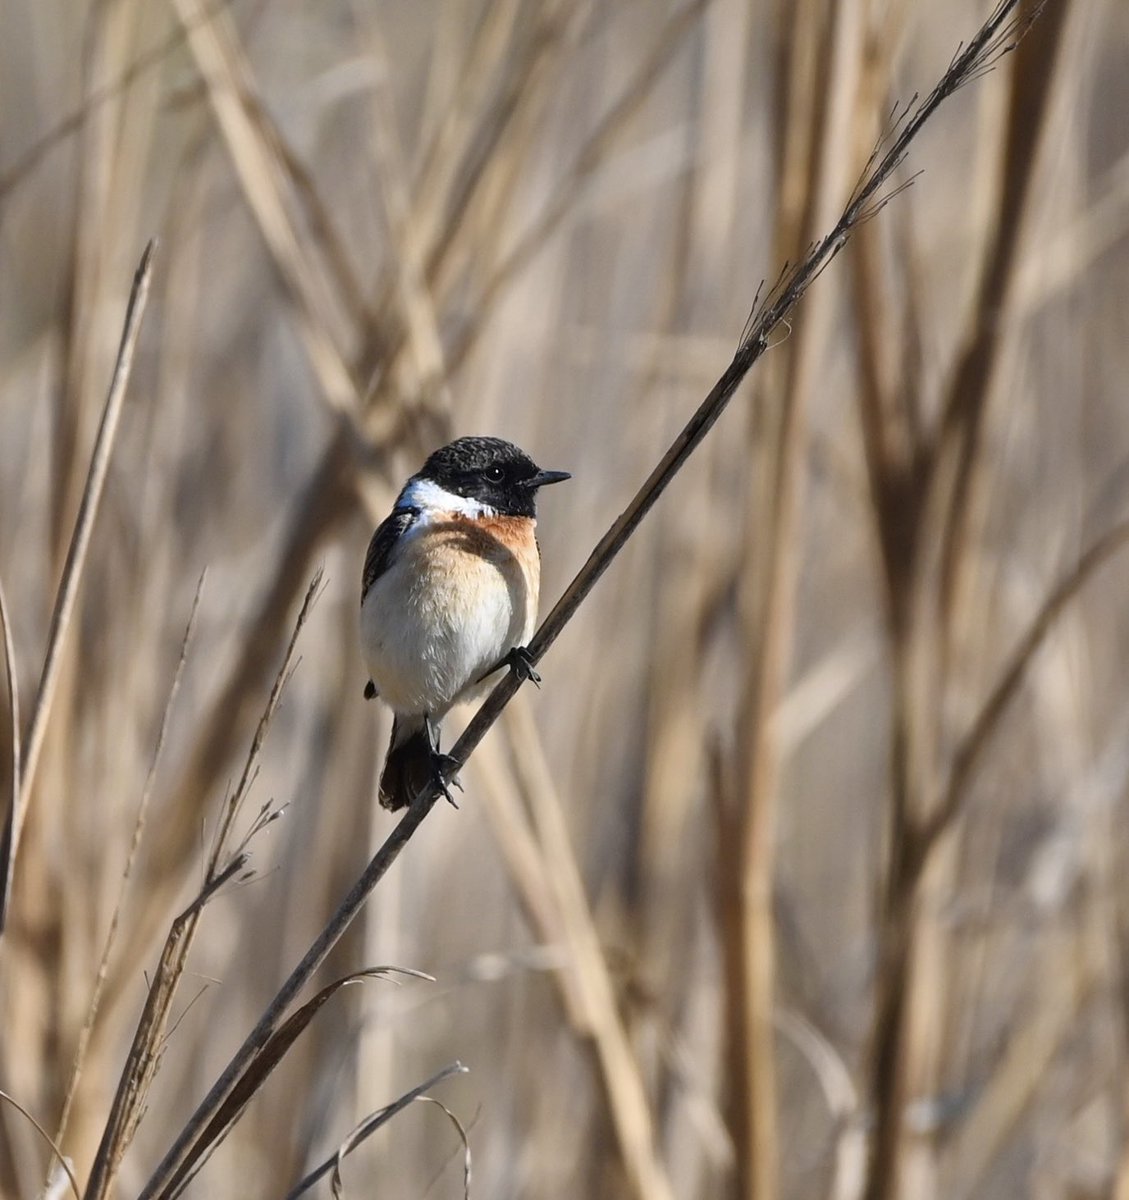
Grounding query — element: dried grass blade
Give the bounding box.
[206,568,326,876]
[411,1097,472,1200]
[282,1062,468,1200]
[0,1089,80,1200]
[167,970,436,1200]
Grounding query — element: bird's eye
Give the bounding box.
[485,466,505,482]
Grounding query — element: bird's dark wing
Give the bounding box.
[361,507,418,605]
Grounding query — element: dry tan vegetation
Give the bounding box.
[1,1,1128,1197]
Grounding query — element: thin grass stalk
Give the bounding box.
[84,573,323,1200]
[52,4,145,564]
[727,0,819,1173]
[111,434,354,984]
[0,240,155,932]
[203,569,326,878]
[945,930,1097,1200]
[53,575,204,1158]
[849,3,919,539]
[82,858,250,1200]
[632,74,708,1037]
[167,967,436,1198]
[470,737,587,1025]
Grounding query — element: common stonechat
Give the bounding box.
[360,436,570,810]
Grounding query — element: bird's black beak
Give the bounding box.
[528,469,571,488]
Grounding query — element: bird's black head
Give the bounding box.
[415,436,570,518]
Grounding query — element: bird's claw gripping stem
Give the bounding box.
[475,645,542,687]
[504,646,541,687]
[424,716,462,808]
[430,753,463,809]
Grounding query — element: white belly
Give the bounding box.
[360,520,538,717]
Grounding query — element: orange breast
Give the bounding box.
[361,510,543,715]
[427,513,542,624]
[414,513,540,643]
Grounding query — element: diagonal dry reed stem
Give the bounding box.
[0,240,155,932]
[136,5,1042,1195]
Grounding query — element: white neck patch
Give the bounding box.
[398,476,495,520]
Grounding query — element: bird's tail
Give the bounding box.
[379,716,434,811]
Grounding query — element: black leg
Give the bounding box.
[424,715,463,808]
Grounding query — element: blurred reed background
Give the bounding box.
[1,0,1127,1197]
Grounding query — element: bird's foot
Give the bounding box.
[422,716,462,808]
[430,752,463,809]
[506,646,542,687]
[476,646,541,687]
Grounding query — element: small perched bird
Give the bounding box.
[360,436,570,810]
